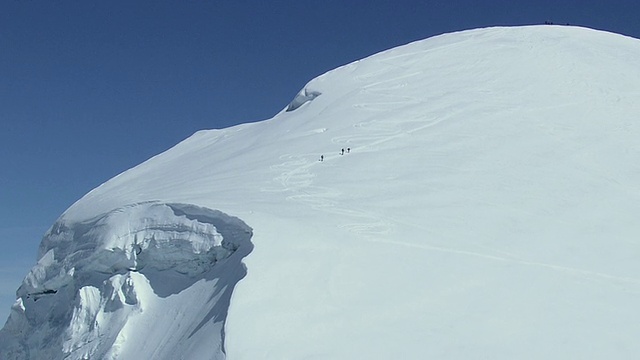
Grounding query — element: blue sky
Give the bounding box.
[1,0,639,322]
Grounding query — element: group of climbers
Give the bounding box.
[320,147,350,162]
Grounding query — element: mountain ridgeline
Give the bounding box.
[2,26,640,359]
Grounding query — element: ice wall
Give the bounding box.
[0,202,253,360]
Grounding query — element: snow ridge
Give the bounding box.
[3,25,640,359]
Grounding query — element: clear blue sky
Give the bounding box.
[1,0,638,321]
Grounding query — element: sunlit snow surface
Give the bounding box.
[3,25,640,359]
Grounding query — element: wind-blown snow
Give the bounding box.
[3,25,640,359]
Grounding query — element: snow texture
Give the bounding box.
[3,25,640,359]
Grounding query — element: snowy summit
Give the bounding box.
[2,25,640,359]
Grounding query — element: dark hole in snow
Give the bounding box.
[27,289,58,301]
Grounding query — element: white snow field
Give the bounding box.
[2,25,640,359]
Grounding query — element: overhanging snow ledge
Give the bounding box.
[0,201,254,360]
[286,87,322,112]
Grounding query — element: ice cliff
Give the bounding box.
[0,202,252,359]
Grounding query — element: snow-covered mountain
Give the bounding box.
[2,25,640,359]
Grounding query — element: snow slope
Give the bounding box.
[3,25,640,359]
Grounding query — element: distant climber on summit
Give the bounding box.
[320,155,324,162]
[341,148,345,155]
